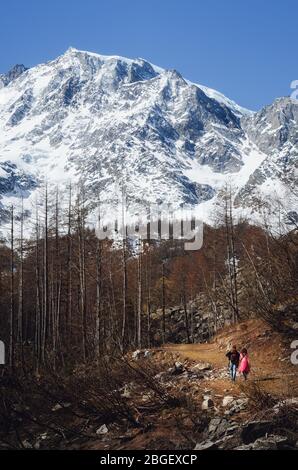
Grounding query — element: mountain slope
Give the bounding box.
[0,48,297,232]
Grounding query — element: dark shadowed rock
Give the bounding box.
[241,420,273,444]
[0,64,28,87]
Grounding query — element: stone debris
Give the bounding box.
[96,424,109,435]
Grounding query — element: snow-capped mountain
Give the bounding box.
[0,47,297,232]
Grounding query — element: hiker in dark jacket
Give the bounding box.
[226,345,240,381]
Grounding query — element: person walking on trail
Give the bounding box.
[225,342,232,373]
[239,348,250,380]
[226,345,240,381]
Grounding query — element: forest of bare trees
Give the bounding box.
[0,185,297,375]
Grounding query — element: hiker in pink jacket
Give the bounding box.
[239,348,250,380]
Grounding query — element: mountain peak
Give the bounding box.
[7,63,27,75]
[0,63,28,87]
[57,49,251,116]
[62,46,136,63]
[65,46,79,54]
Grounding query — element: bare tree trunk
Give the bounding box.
[224,186,239,324]
[182,286,190,343]
[9,206,15,370]
[42,184,49,364]
[53,188,61,371]
[34,208,41,372]
[161,260,166,343]
[145,246,152,348]
[137,238,142,349]
[224,192,234,322]
[108,250,117,347]
[190,297,195,343]
[77,191,87,362]
[95,238,102,358]
[17,198,24,367]
[203,271,218,335]
[67,184,72,345]
[121,198,127,353]
[229,186,239,322]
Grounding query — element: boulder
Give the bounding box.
[96,424,108,435]
[191,362,212,372]
[170,361,184,375]
[51,403,62,412]
[208,417,239,439]
[188,371,205,380]
[154,371,168,382]
[141,393,152,402]
[203,394,212,400]
[273,397,298,410]
[235,435,291,450]
[222,396,234,407]
[194,440,218,450]
[214,434,236,449]
[208,417,223,434]
[224,398,249,415]
[121,385,131,399]
[201,398,214,410]
[22,440,33,449]
[132,349,141,360]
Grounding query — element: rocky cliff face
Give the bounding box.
[0,64,28,88]
[237,98,298,214]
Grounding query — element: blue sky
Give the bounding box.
[1,0,297,110]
